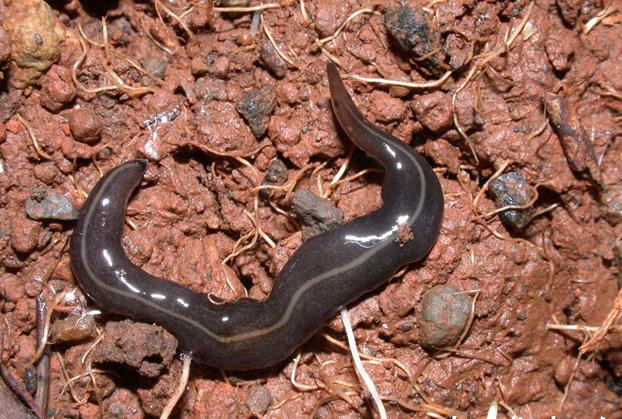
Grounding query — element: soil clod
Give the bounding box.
[92,320,177,378]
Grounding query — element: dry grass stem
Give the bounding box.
[580,287,622,353]
[262,14,298,67]
[347,70,452,89]
[160,354,192,419]
[77,23,104,47]
[154,0,194,38]
[290,353,318,391]
[316,8,378,47]
[16,114,53,160]
[214,3,280,13]
[299,0,310,23]
[583,3,618,34]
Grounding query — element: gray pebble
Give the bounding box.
[236,87,276,138]
[265,158,288,185]
[245,385,272,415]
[261,158,288,199]
[141,57,167,79]
[489,171,534,231]
[260,40,287,78]
[418,285,471,349]
[383,6,442,76]
[384,6,431,56]
[25,188,78,221]
[291,190,344,239]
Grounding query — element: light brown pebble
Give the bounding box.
[10,214,41,254]
[68,108,102,143]
[245,385,272,414]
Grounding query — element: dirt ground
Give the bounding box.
[1,0,622,417]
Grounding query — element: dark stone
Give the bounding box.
[236,87,276,138]
[383,6,443,75]
[383,7,432,56]
[260,40,287,78]
[261,158,288,199]
[489,171,534,231]
[291,190,344,239]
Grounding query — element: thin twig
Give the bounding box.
[347,70,452,90]
[16,114,53,160]
[340,308,387,419]
[160,354,192,419]
[261,14,298,68]
[154,0,194,38]
[214,3,280,13]
[316,7,377,47]
[34,296,50,416]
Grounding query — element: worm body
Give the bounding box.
[70,63,443,370]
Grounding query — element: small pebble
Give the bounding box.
[141,57,167,79]
[291,190,344,239]
[68,108,102,143]
[383,6,442,75]
[32,162,60,184]
[383,7,432,57]
[276,81,300,105]
[260,40,287,78]
[10,214,41,254]
[261,158,288,199]
[0,90,23,123]
[245,385,272,415]
[103,388,143,419]
[489,171,534,231]
[370,91,406,123]
[265,158,288,185]
[236,87,276,138]
[24,366,37,393]
[315,0,345,37]
[418,285,471,349]
[25,187,77,221]
[236,32,253,46]
[194,77,227,102]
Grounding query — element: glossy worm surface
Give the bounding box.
[69,63,444,370]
